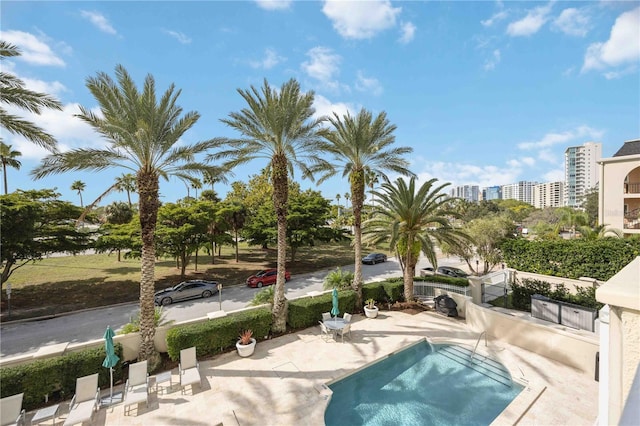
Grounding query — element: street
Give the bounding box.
[0,254,465,358]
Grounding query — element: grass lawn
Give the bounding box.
[2,241,363,321]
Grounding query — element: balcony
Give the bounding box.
[624,182,640,194]
[624,208,640,230]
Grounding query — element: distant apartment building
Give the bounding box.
[483,186,502,201]
[449,185,480,202]
[598,139,640,237]
[501,181,537,205]
[533,181,564,208]
[564,141,602,208]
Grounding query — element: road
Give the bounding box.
[0,254,466,358]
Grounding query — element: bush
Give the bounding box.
[0,344,124,411]
[120,306,173,334]
[165,307,272,361]
[287,290,356,329]
[414,275,469,287]
[249,286,274,306]
[323,267,354,290]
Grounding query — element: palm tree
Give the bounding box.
[335,193,341,216]
[191,178,202,199]
[202,166,231,192]
[344,192,350,208]
[578,224,623,240]
[70,180,86,207]
[31,65,220,363]
[366,170,379,206]
[559,207,588,239]
[0,142,21,194]
[210,78,330,333]
[115,173,136,207]
[0,41,62,151]
[363,177,470,301]
[323,108,413,307]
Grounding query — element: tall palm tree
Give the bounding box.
[210,78,330,333]
[191,178,202,199]
[70,180,86,207]
[323,108,413,307]
[31,65,220,363]
[0,41,62,151]
[366,170,379,206]
[335,193,341,216]
[344,192,350,208]
[115,173,136,208]
[202,166,231,192]
[363,177,470,301]
[0,142,21,194]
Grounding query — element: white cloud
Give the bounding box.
[312,94,354,122]
[543,169,565,182]
[302,46,341,82]
[255,0,292,11]
[522,157,536,166]
[164,30,191,44]
[517,126,604,150]
[22,77,67,97]
[250,48,286,70]
[538,149,558,164]
[415,161,522,188]
[355,71,383,96]
[484,49,501,70]
[552,8,590,37]
[398,22,416,44]
[0,30,65,67]
[506,3,553,37]
[481,10,509,27]
[603,65,638,80]
[322,0,401,39]
[582,7,640,73]
[80,11,118,35]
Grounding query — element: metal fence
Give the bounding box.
[414,281,471,298]
[480,270,510,305]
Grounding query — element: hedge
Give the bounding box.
[165,307,272,361]
[287,290,356,330]
[0,344,124,411]
[413,275,469,287]
[500,238,640,281]
[511,278,603,312]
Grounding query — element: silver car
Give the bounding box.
[154,280,219,306]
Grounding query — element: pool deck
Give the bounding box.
[26,310,599,425]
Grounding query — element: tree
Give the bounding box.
[578,224,623,240]
[0,189,92,286]
[323,108,413,307]
[0,41,62,151]
[71,180,86,207]
[335,193,341,215]
[363,177,469,301]
[191,178,202,199]
[0,142,21,194]
[95,217,141,262]
[115,173,136,208]
[559,207,588,239]
[105,201,134,225]
[366,170,379,206]
[31,65,220,363]
[582,187,599,226]
[211,78,330,333]
[218,201,247,263]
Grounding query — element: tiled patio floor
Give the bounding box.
[26,310,599,425]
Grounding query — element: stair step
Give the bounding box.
[436,345,514,387]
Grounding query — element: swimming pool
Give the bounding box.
[324,340,524,426]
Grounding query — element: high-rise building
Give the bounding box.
[533,182,564,208]
[502,181,537,205]
[483,186,502,201]
[449,185,480,202]
[564,141,602,208]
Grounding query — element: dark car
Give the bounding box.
[246,268,291,288]
[362,253,387,265]
[154,280,219,306]
[436,266,469,278]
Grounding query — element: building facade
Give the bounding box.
[533,181,564,208]
[449,185,480,203]
[483,186,502,201]
[565,141,602,208]
[501,181,537,206]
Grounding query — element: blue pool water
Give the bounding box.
[325,341,523,426]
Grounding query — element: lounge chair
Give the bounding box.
[319,321,332,342]
[63,373,99,426]
[123,360,149,415]
[322,312,332,321]
[343,313,352,323]
[179,347,201,394]
[0,393,25,426]
[337,323,352,343]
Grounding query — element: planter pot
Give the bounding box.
[236,338,257,357]
[364,306,379,318]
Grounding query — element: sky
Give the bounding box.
[1,1,639,207]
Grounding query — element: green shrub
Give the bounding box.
[323,267,354,290]
[287,290,356,329]
[414,275,469,287]
[120,306,173,334]
[165,307,272,361]
[0,344,124,411]
[362,282,387,304]
[249,286,274,306]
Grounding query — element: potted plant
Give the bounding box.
[364,298,379,318]
[236,329,256,357]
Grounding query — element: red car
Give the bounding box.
[246,268,291,288]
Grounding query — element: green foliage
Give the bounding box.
[500,238,640,280]
[361,280,405,304]
[120,306,173,334]
[413,275,470,287]
[165,307,272,361]
[249,286,274,306]
[0,344,124,411]
[511,278,603,312]
[287,290,356,329]
[323,267,354,290]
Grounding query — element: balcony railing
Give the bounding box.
[624,183,640,194]
[624,208,640,230]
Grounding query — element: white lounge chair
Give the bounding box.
[179,347,201,394]
[63,373,99,426]
[0,393,25,426]
[123,360,149,415]
[337,323,352,343]
[322,312,332,321]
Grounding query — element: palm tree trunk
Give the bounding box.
[137,171,160,362]
[2,163,7,194]
[271,154,288,334]
[351,170,365,308]
[404,250,416,301]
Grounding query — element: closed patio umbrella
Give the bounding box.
[331,288,340,321]
[102,326,120,406]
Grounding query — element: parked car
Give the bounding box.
[420,266,435,276]
[362,253,387,265]
[246,268,291,288]
[436,266,469,278]
[154,280,219,306]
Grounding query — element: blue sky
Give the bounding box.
[1,1,639,207]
